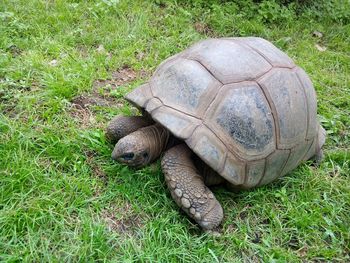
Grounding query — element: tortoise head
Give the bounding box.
[111,133,150,167]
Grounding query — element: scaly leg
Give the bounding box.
[106,115,153,143]
[161,144,223,230]
[312,125,326,166]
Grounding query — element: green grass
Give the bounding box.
[0,0,349,261]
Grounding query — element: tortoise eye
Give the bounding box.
[121,153,135,160]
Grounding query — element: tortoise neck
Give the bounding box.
[141,124,170,162]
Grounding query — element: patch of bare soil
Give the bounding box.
[101,202,145,236]
[0,79,34,119]
[85,150,108,184]
[194,22,215,36]
[71,94,114,109]
[6,44,22,57]
[69,101,97,128]
[93,66,149,90]
[1,104,18,118]
[287,234,301,250]
[70,66,148,127]
[240,253,261,263]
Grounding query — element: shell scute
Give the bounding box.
[294,67,318,140]
[259,149,290,186]
[258,68,308,149]
[281,141,313,175]
[186,126,226,172]
[205,82,275,160]
[222,153,245,185]
[233,37,295,68]
[185,39,271,84]
[150,58,221,117]
[152,107,201,140]
[244,159,265,188]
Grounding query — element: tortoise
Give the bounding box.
[106,37,326,231]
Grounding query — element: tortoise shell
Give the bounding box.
[126,37,324,188]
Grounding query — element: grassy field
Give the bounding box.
[0,0,349,261]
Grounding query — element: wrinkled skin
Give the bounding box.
[107,115,224,231]
[106,115,153,143]
[111,123,169,168]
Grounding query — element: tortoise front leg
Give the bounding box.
[161,144,223,230]
[106,115,153,143]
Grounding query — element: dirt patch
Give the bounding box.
[194,22,215,36]
[70,66,147,127]
[135,51,146,61]
[69,101,97,128]
[296,246,308,258]
[70,94,122,129]
[6,44,22,57]
[1,104,18,118]
[85,150,108,184]
[251,232,262,244]
[238,210,248,220]
[287,234,300,250]
[71,66,148,109]
[240,252,261,263]
[237,205,251,221]
[71,95,114,109]
[101,202,145,236]
[93,66,149,91]
[155,1,167,8]
[0,82,28,119]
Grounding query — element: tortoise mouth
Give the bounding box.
[111,142,150,168]
[118,156,148,168]
[120,152,135,160]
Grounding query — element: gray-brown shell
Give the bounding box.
[126,37,324,188]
